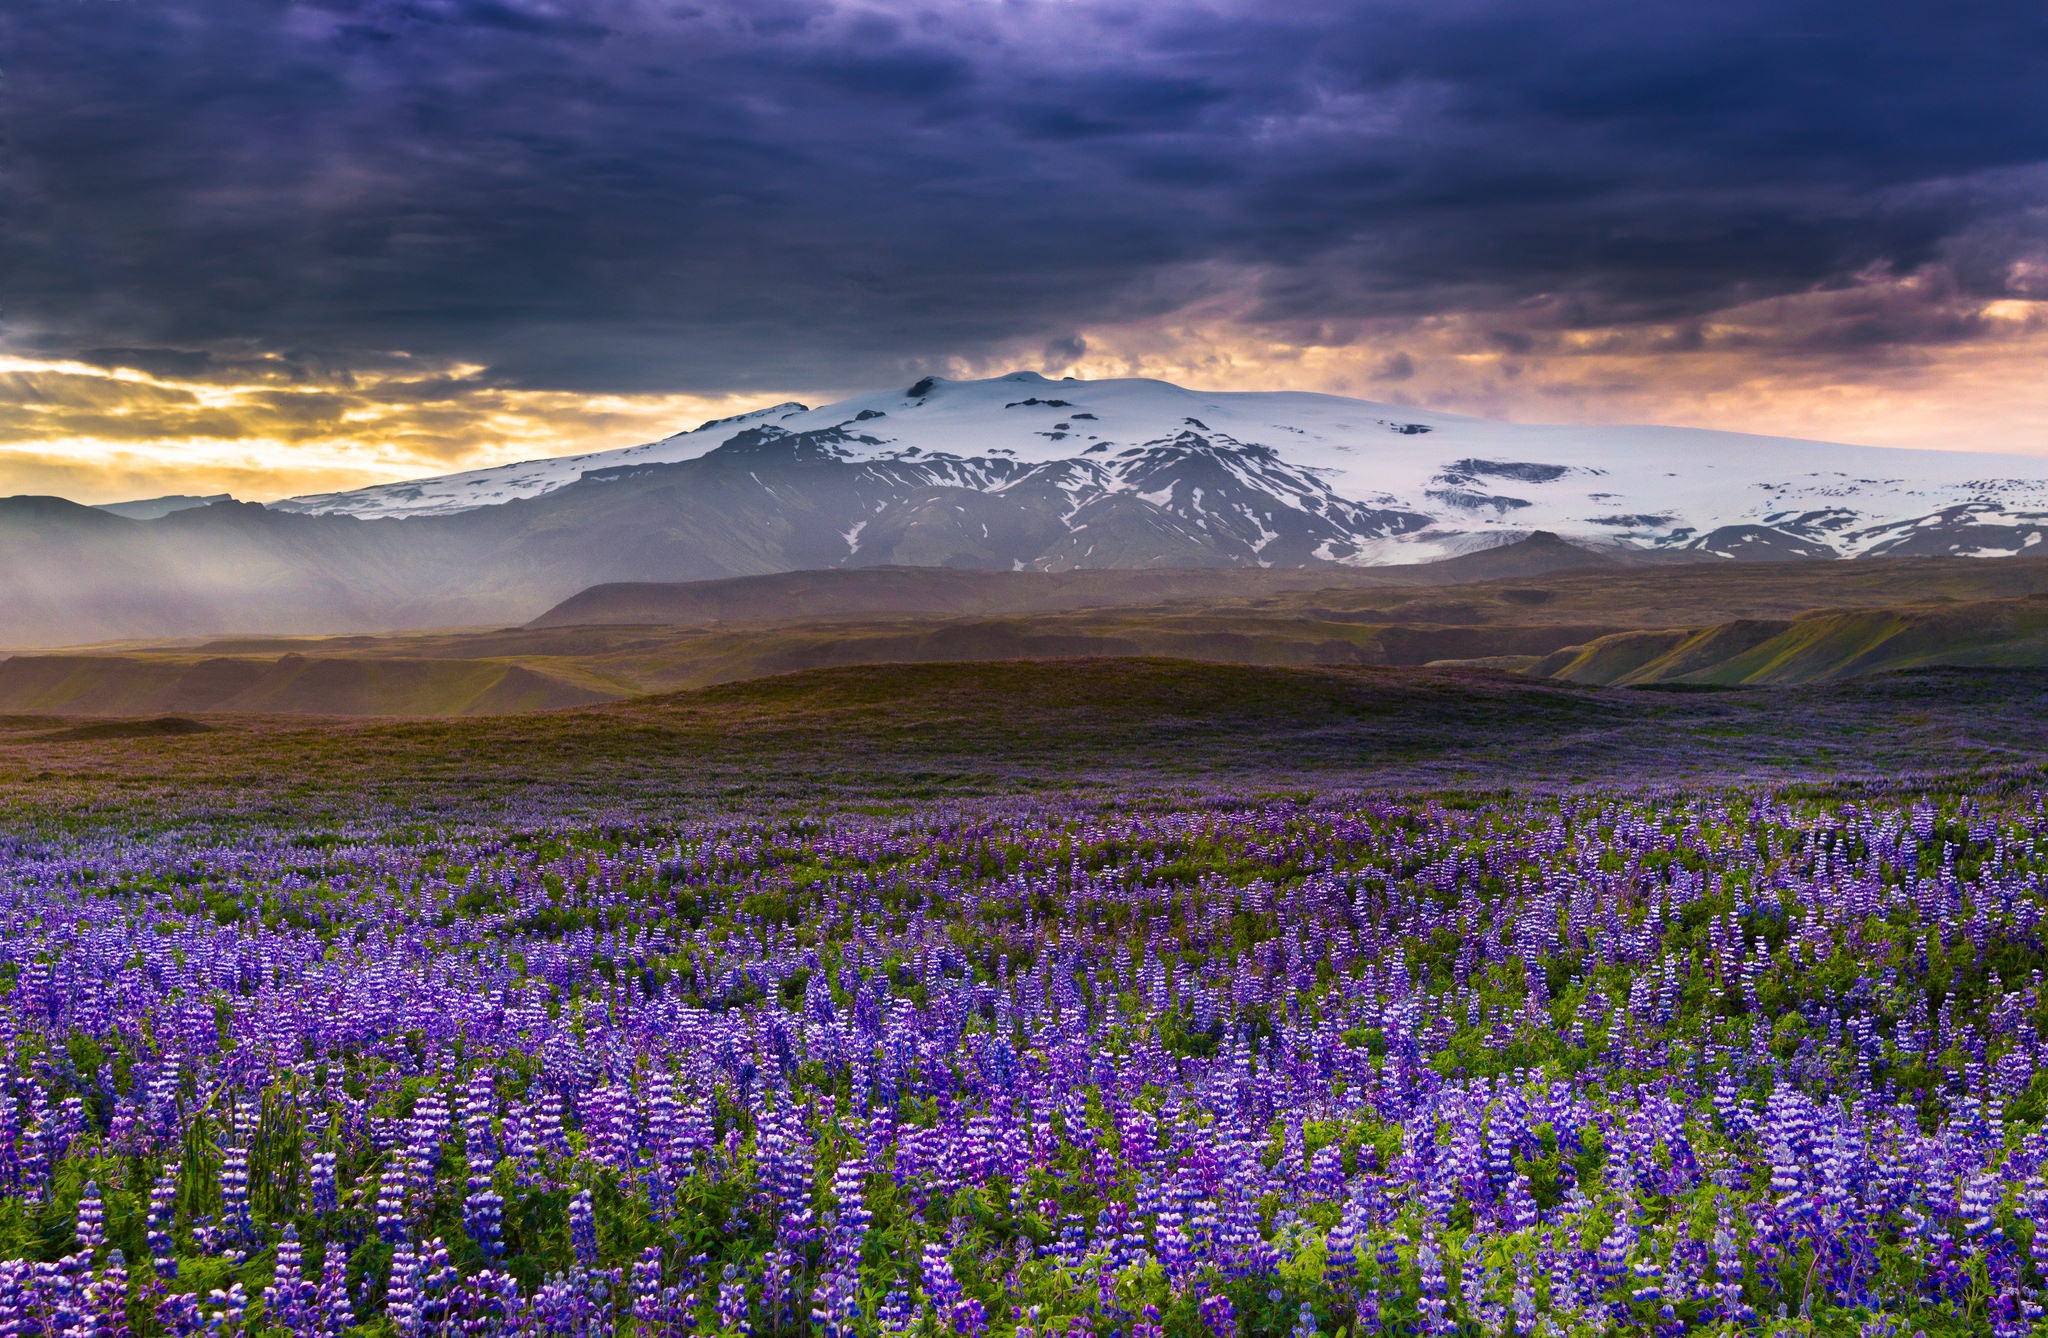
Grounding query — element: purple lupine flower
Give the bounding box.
[717,1264,751,1335]
[419,1238,457,1337]
[631,1246,664,1328]
[921,1242,962,1316]
[1502,1173,1537,1232]
[157,1293,205,1338]
[266,1225,312,1337]
[464,1269,523,1338]
[205,1284,248,1337]
[1510,1260,1537,1336]
[309,1152,338,1217]
[1324,1206,1357,1288]
[75,1181,105,1255]
[1992,1285,2029,1338]
[1416,1239,1450,1337]
[759,1247,796,1331]
[811,1156,871,1337]
[375,1168,406,1244]
[1597,1202,1636,1312]
[1459,1236,1498,1335]
[528,1271,597,1338]
[535,1095,566,1159]
[1962,1172,2001,1239]
[46,1253,89,1338]
[1714,1206,1754,1323]
[1629,1255,1666,1313]
[951,1296,988,1337]
[809,1269,859,1338]
[18,1117,48,1201]
[876,1285,913,1336]
[645,1069,678,1165]
[147,1161,180,1278]
[569,1189,598,1268]
[464,1070,497,1169]
[1197,1292,1236,1338]
[1156,1210,1194,1293]
[89,1251,131,1338]
[465,1187,505,1260]
[316,1245,354,1338]
[756,1101,815,1246]
[388,1241,423,1338]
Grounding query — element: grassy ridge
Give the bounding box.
[1536,596,2048,685]
[0,652,622,714]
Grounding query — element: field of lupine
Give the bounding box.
[5,781,2048,1337]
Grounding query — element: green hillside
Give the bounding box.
[1530,596,2048,686]
[10,551,2048,714]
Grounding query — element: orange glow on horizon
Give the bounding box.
[5,282,2045,504]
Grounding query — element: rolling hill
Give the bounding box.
[8,547,2048,713]
[1530,596,2048,686]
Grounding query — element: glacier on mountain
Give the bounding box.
[272,371,2048,561]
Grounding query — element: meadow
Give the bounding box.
[3,661,2048,1336]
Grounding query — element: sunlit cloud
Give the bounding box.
[942,266,2048,458]
[0,353,778,504]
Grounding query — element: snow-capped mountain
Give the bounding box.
[275,371,2048,561]
[10,371,2048,650]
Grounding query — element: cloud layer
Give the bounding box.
[4,0,2046,496]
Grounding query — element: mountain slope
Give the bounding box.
[280,371,2048,562]
[531,566,1409,627]
[526,537,1638,629]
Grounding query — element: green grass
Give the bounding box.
[1531,597,2048,686]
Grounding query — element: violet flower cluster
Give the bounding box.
[0,786,2044,1336]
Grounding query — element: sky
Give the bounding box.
[3,0,2046,504]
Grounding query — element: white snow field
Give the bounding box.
[275,372,2048,561]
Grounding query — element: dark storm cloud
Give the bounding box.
[3,0,2045,393]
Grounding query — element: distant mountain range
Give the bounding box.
[6,371,2044,648]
